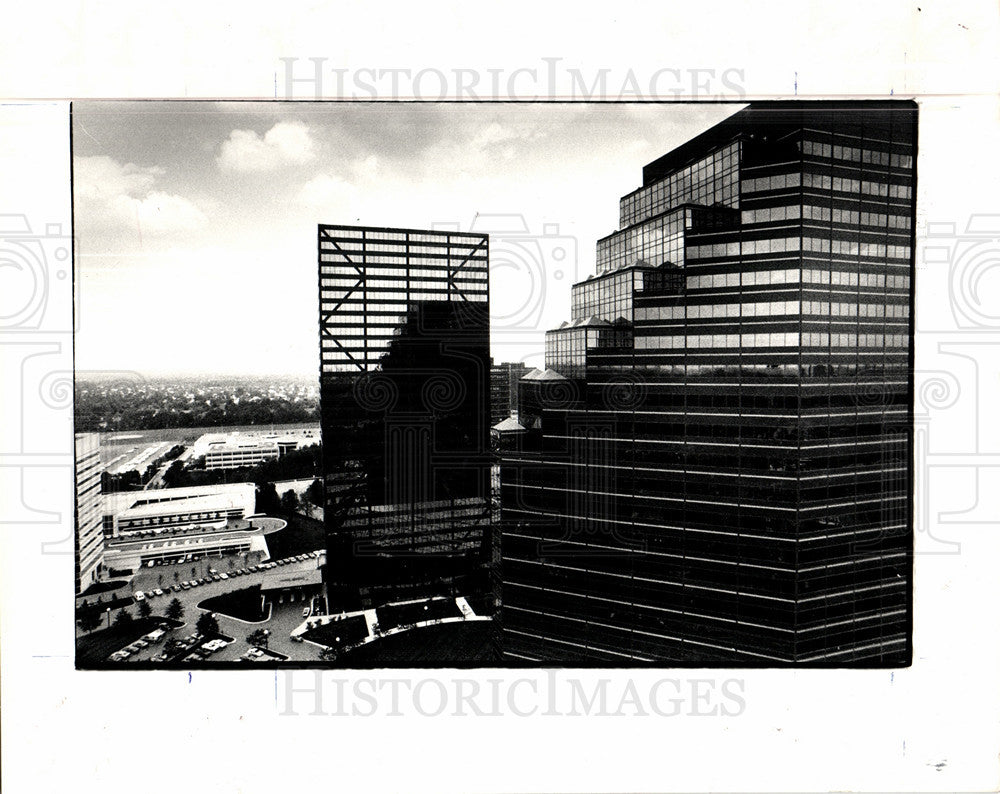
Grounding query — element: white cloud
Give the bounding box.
[74,155,207,236]
[216,121,315,172]
[294,172,360,212]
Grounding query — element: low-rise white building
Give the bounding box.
[100,483,282,574]
[191,427,319,470]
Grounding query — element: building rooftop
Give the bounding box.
[555,316,612,330]
[492,416,527,433]
[103,482,255,516]
[119,492,249,520]
[261,567,324,591]
[522,368,569,382]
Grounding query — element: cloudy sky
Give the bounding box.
[72,101,741,378]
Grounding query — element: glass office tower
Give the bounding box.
[501,102,917,665]
[318,225,491,611]
[318,225,491,608]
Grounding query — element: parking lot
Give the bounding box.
[84,550,328,664]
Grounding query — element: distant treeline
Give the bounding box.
[75,385,319,432]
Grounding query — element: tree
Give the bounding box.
[305,478,324,507]
[79,609,102,633]
[280,489,299,514]
[319,647,339,662]
[246,628,269,649]
[256,482,280,514]
[137,599,153,619]
[196,612,219,636]
[165,598,184,621]
[114,609,133,626]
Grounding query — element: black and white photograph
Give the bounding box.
[70,100,917,668]
[2,3,999,793]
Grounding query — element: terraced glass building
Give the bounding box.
[318,225,492,611]
[501,102,917,665]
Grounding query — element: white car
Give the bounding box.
[219,573,229,580]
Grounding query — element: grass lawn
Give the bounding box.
[376,598,464,631]
[78,580,129,598]
[77,617,183,667]
[301,615,370,649]
[265,510,325,559]
[198,586,267,622]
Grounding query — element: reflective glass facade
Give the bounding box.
[501,102,917,666]
[318,225,492,611]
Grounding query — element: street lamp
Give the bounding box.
[105,607,111,628]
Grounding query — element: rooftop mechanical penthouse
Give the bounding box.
[500,102,917,666]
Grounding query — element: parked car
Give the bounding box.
[219,573,229,580]
[201,639,228,654]
[302,607,311,618]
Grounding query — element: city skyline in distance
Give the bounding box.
[72,101,742,378]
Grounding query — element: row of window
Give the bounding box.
[319,253,488,269]
[320,262,488,276]
[686,269,800,289]
[687,237,911,261]
[321,291,488,303]
[636,332,802,350]
[803,332,909,348]
[802,237,911,259]
[619,142,740,228]
[322,230,476,243]
[634,331,909,351]
[685,269,911,290]
[571,269,643,321]
[802,300,909,318]
[596,208,689,273]
[320,276,487,295]
[636,300,910,322]
[742,204,912,230]
[800,139,913,170]
[742,173,801,193]
[802,206,913,230]
[741,171,913,201]
[802,172,912,200]
[801,270,910,289]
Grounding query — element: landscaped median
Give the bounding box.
[293,596,492,661]
[197,585,269,623]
